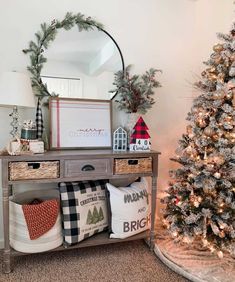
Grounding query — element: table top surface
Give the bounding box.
[0,149,161,161]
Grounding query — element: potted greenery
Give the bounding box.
[110,65,162,139]
[110,65,162,114]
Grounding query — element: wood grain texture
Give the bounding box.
[64,158,112,178]
[0,149,161,162]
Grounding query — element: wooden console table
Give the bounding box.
[1,149,160,273]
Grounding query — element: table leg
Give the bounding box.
[150,175,157,251]
[2,185,11,273]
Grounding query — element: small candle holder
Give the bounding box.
[21,120,37,140]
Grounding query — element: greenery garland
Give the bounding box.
[23,12,103,100]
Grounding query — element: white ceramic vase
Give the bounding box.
[125,113,139,147]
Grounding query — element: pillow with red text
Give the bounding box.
[106,178,150,239]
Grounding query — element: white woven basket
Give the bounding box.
[10,189,63,253]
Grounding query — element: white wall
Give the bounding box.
[0,0,234,244]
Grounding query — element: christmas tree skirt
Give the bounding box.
[154,227,235,282]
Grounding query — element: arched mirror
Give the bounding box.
[23,13,125,101]
[42,28,124,100]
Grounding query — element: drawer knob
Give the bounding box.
[81,164,95,171]
[28,163,41,169]
[128,160,138,165]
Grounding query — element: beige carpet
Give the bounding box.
[0,241,187,282]
[155,227,235,282]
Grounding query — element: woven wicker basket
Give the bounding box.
[114,157,152,174]
[9,161,59,180]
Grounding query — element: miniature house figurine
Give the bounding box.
[130,117,151,151]
[113,127,127,151]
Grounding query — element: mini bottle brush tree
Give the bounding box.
[162,22,235,258]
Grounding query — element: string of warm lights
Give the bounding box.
[162,22,235,259]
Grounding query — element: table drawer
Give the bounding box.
[64,159,112,177]
[114,157,152,175]
[9,161,60,181]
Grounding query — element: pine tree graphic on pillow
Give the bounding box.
[98,207,104,221]
[92,206,100,224]
[86,206,105,225]
[86,209,93,225]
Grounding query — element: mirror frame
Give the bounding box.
[23,12,125,102]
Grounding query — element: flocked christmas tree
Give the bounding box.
[162,22,235,258]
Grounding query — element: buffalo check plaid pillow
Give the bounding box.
[59,180,108,246]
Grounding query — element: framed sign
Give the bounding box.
[49,98,112,149]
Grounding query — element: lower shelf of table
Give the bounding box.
[11,230,150,257]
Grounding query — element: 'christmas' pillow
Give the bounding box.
[59,180,108,246]
[106,178,150,239]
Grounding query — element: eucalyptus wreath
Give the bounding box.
[23,12,103,101]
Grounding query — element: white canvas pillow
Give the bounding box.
[106,178,150,239]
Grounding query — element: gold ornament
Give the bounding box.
[224,59,230,68]
[212,134,219,141]
[207,154,225,166]
[213,172,221,179]
[201,67,218,81]
[213,43,224,52]
[219,231,225,238]
[230,53,235,62]
[197,119,207,128]
[227,80,235,90]
[207,163,215,172]
[197,196,202,203]
[215,56,223,65]
[212,90,225,100]
[204,127,215,137]
[211,53,223,65]
[186,125,192,133]
[218,199,224,207]
[192,106,204,114]
[203,184,212,194]
[190,195,200,207]
[217,251,224,259]
[218,208,224,213]
[229,62,235,76]
[225,91,233,100]
[185,145,193,154]
[208,73,218,82]
[225,132,235,141]
[202,239,209,247]
[190,195,196,202]
[186,125,195,139]
[213,155,225,166]
[207,67,216,73]
[207,146,214,153]
[217,73,225,83]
